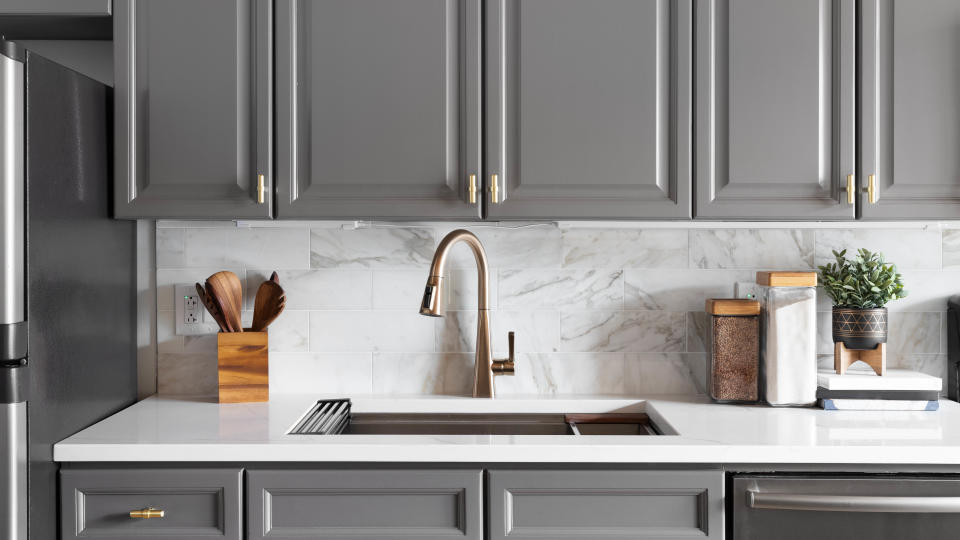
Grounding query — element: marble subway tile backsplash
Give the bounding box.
[155,223,954,397]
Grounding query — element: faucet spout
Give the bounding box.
[419,229,514,398]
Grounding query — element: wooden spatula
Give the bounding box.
[195,282,230,333]
[206,271,243,332]
[251,280,285,331]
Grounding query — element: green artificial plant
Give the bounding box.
[817,248,907,309]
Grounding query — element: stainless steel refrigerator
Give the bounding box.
[0,41,136,540]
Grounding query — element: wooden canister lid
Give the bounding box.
[705,298,761,316]
[756,271,817,287]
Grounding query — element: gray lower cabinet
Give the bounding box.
[275,0,482,220]
[859,0,960,219]
[488,469,724,539]
[695,0,856,220]
[247,469,483,540]
[113,0,272,219]
[484,0,692,220]
[60,468,242,540]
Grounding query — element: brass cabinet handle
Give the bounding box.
[257,174,266,204]
[866,174,878,204]
[489,174,500,204]
[468,174,477,205]
[130,508,165,519]
[846,174,855,205]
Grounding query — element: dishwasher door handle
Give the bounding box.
[747,490,960,513]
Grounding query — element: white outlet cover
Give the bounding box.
[174,284,219,336]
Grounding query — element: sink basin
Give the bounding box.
[345,413,576,435]
[288,401,660,436]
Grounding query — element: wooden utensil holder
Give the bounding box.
[834,341,886,376]
[217,331,268,403]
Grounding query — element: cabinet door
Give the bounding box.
[61,468,243,540]
[247,469,483,540]
[113,0,272,219]
[275,0,482,220]
[488,469,724,539]
[485,0,692,220]
[859,0,960,219]
[695,0,855,220]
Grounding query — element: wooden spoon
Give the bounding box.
[206,271,243,332]
[195,282,229,333]
[252,280,286,331]
[270,271,280,284]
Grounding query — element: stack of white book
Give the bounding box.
[817,369,942,411]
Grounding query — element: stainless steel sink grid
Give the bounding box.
[289,399,352,435]
[289,400,660,436]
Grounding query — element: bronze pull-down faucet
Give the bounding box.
[419,229,515,398]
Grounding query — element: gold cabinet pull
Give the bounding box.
[257,174,265,204]
[489,174,500,204]
[846,174,855,205]
[130,508,165,519]
[468,174,477,205]
[866,174,878,204]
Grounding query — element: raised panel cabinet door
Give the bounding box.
[247,469,483,540]
[485,0,692,220]
[695,0,856,220]
[60,468,243,540]
[113,0,272,219]
[488,469,724,539]
[275,0,482,220]
[860,0,960,219]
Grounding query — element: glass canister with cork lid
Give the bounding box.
[755,271,818,407]
[705,299,760,403]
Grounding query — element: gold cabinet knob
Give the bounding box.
[468,174,477,205]
[846,174,855,205]
[130,507,165,519]
[257,174,266,204]
[489,174,500,204]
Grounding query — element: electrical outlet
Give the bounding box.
[175,284,218,336]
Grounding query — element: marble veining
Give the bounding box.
[690,229,814,269]
[310,228,434,268]
[815,229,941,270]
[561,229,688,269]
[499,269,623,310]
[560,311,685,353]
[154,222,949,398]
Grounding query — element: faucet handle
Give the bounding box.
[493,331,516,375]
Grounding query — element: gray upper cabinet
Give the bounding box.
[695,0,856,220]
[113,0,272,219]
[859,0,960,219]
[484,0,692,220]
[275,0,482,220]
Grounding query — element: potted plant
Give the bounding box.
[818,248,907,350]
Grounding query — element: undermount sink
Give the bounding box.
[288,401,661,436]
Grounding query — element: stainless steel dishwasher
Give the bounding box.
[733,475,960,539]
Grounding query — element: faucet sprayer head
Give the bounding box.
[419,275,444,317]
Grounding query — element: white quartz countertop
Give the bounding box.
[54,394,960,464]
